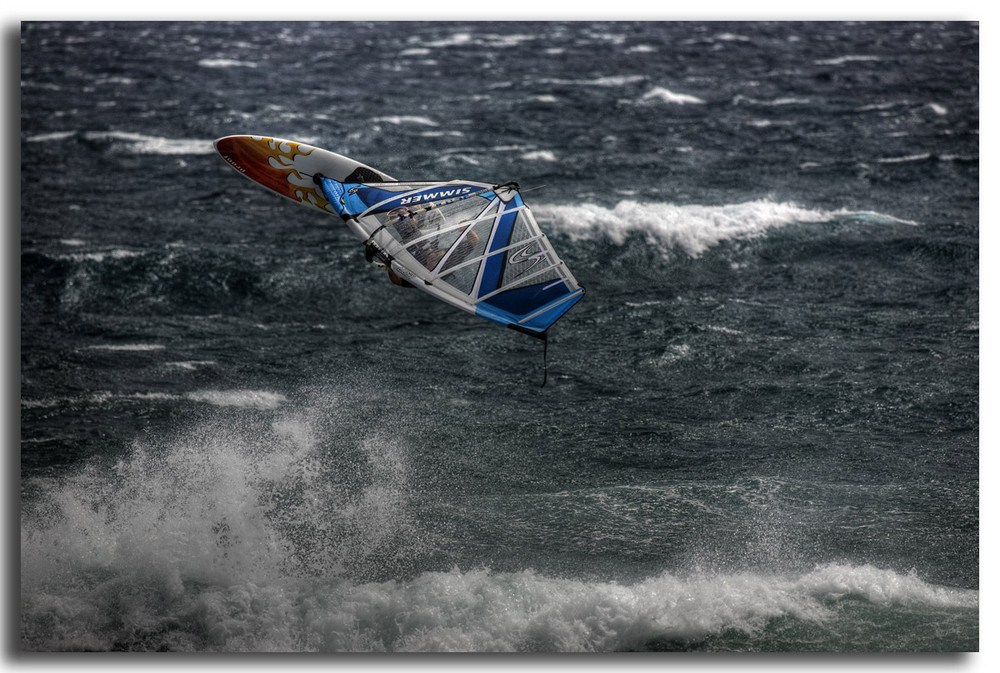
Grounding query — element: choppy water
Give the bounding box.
[19,21,978,652]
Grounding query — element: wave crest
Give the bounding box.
[537,199,832,257]
[537,200,920,257]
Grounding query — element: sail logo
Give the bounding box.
[398,187,472,206]
[508,242,546,272]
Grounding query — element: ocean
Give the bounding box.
[18,20,979,652]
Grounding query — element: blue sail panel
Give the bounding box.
[476,285,585,333]
[317,179,403,219]
[476,207,520,298]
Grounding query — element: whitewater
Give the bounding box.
[20,386,978,652]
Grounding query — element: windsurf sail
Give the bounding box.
[314,175,585,337]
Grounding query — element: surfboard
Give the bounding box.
[213,135,396,217]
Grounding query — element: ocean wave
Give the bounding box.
[421,32,536,50]
[877,153,934,164]
[640,87,705,105]
[24,130,76,142]
[585,75,646,87]
[534,75,645,88]
[372,115,438,127]
[86,131,215,155]
[25,130,215,154]
[20,544,976,652]
[55,248,143,263]
[21,388,283,411]
[522,150,557,162]
[732,94,814,107]
[423,32,474,48]
[536,200,918,257]
[20,396,423,651]
[814,55,883,66]
[166,361,217,371]
[20,389,977,652]
[86,344,166,352]
[536,199,828,257]
[22,245,271,314]
[197,58,257,68]
[184,389,288,410]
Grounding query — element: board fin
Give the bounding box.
[508,324,549,387]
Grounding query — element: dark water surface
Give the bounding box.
[20,21,978,652]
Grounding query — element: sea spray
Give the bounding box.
[20,384,429,650]
[21,385,979,651]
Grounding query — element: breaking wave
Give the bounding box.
[20,384,977,652]
[537,199,918,257]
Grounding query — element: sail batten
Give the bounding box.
[429,233,546,280]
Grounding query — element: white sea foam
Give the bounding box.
[538,200,920,257]
[83,131,215,155]
[878,153,933,164]
[87,343,166,352]
[198,58,257,68]
[372,115,439,127]
[584,30,626,46]
[419,130,463,138]
[522,150,557,162]
[166,361,217,371]
[436,154,481,167]
[20,398,63,409]
[95,75,135,86]
[424,32,473,48]
[734,95,813,106]
[25,131,76,142]
[814,55,882,66]
[640,87,705,105]
[857,102,903,112]
[479,33,536,49]
[649,343,692,367]
[703,324,744,336]
[587,75,645,87]
[713,32,751,42]
[536,200,830,257]
[535,75,644,88]
[60,248,143,263]
[421,31,534,50]
[20,393,422,651]
[184,389,288,410]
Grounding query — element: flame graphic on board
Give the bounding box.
[217,136,336,213]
